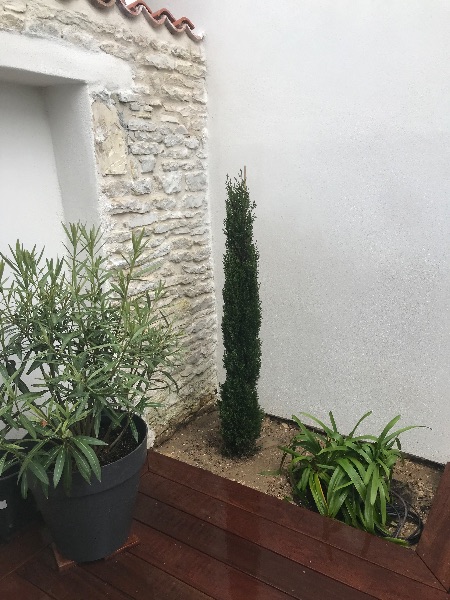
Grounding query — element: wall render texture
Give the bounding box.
[169,0,450,463]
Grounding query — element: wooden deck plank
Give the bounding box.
[134,491,375,600]
[84,549,215,600]
[417,463,450,591]
[0,521,50,580]
[0,573,54,600]
[0,453,447,600]
[136,481,446,600]
[148,451,441,588]
[130,520,306,600]
[17,547,132,600]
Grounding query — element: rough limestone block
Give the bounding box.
[183,195,204,209]
[161,172,182,195]
[93,102,128,176]
[4,2,27,13]
[186,172,207,192]
[144,53,175,70]
[130,141,163,155]
[185,136,200,149]
[132,179,153,195]
[166,147,191,159]
[140,156,156,173]
[103,180,132,198]
[164,133,185,148]
[152,197,177,211]
[0,11,25,29]
[127,118,157,132]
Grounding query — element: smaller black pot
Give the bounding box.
[32,415,147,563]
[0,466,37,541]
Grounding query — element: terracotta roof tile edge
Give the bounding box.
[92,0,203,41]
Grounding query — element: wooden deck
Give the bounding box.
[0,452,448,600]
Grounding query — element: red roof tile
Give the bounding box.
[92,0,202,41]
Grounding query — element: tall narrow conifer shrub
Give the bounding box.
[219,171,263,456]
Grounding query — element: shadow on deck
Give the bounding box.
[1,452,449,599]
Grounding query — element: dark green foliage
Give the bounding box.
[219,172,263,456]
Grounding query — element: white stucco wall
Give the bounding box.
[0,82,65,258]
[45,84,99,227]
[169,0,450,463]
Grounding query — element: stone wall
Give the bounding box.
[0,0,217,442]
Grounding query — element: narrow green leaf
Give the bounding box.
[347,456,367,482]
[329,411,338,433]
[299,466,311,492]
[19,413,37,439]
[363,493,375,533]
[351,435,378,442]
[73,436,107,447]
[378,479,387,525]
[309,473,327,515]
[129,418,138,443]
[20,471,29,499]
[329,487,350,518]
[71,447,91,484]
[336,458,366,500]
[59,332,78,351]
[72,438,102,482]
[376,458,390,478]
[383,425,425,445]
[53,447,66,488]
[27,460,49,485]
[352,443,373,464]
[377,415,401,445]
[334,480,353,492]
[363,461,376,486]
[369,466,380,506]
[0,454,7,476]
[291,416,323,451]
[299,412,334,438]
[42,447,60,471]
[348,411,372,438]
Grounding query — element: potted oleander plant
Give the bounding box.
[0,223,180,561]
[0,363,37,540]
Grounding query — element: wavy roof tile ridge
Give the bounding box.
[92,0,203,41]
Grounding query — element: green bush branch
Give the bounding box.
[0,223,180,495]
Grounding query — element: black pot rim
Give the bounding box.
[33,414,148,498]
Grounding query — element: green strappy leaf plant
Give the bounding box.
[280,411,423,540]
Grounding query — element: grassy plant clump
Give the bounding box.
[219,172,263,457]
[281,411,421,540]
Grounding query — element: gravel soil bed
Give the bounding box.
[157,409,444,537]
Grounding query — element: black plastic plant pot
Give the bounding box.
[32,415,147,563]
[0,466,37,542]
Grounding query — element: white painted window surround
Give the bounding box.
[0,82,65,258]
[0,30,133,255]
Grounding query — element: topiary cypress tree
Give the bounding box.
[219,171,263,457]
